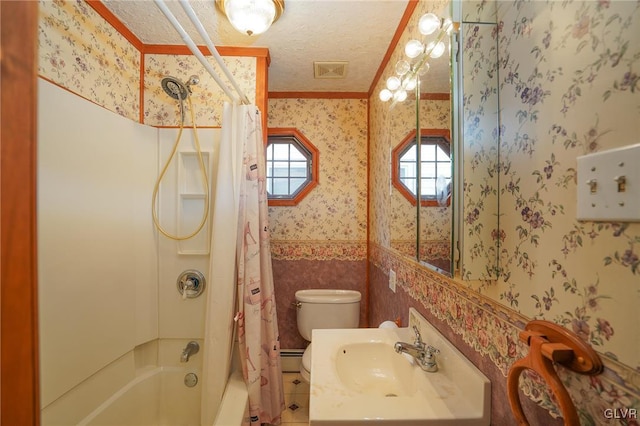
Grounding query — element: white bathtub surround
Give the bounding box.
[309,308,491,425]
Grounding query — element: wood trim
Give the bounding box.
[266,128,319,207]
[139,53,146,124]
[256,56,269,145]
[85,0,145,51]
[421,93,450,101]
[143,44,270,61]
[1,1,40,424]
[368,0,419,97]
[268,92,368,99]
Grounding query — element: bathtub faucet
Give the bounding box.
[181,341,200,363]
[394,325,439,372]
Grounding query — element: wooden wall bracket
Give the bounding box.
[507,320,604,425]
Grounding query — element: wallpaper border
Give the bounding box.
[369,242,639,406]
[270,240,367,261]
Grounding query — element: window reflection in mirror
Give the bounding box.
[393,129,451,207]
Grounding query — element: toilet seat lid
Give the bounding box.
[302,343,312,372]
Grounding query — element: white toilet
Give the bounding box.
[295,289,361,383]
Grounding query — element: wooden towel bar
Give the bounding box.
[507,320,603,425]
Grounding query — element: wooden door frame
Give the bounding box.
[1,1,40,424]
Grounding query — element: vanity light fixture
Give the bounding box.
[215,0,284,36]
[379,13,456,104]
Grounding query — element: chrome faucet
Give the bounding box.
[394,325,439,372]
[180,341,200,363]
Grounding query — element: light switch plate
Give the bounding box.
[576,144,640,222]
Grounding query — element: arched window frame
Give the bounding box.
[266,128,319,206]
[392,128,451,207]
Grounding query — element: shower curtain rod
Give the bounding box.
[154,0,250,105]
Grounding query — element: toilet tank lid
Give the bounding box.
[295,289,361,303]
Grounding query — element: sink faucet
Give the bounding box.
[394,325,439,372]
[181,341,200,363]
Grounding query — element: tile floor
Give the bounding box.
[279,372,310,425]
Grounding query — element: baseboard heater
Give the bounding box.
[280,349,304,372]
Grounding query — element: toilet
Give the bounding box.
[294,289,361,383]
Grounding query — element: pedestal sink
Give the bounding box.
[309,308,491,425]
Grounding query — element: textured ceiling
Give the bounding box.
[102,0,450,94]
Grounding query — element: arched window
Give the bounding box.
[392,129,451,207]
[266,128,319,206]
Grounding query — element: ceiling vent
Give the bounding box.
[314,61,348,79]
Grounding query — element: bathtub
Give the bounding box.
[78,366,248,426]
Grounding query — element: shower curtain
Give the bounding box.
[201,102,284,426]
[235,104,285,425]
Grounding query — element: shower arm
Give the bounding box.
[154,0,246,105]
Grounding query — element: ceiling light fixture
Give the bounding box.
[215,0,284,36]
[380,13,458,105]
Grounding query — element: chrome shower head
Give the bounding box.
[161,76,189,100]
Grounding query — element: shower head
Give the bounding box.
[161,76,189,100]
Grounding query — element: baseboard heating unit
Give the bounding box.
[280,349,304,372]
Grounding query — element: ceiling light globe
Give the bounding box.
[379,89,393,102]
[442,18,454,34]
[404,40,424,59]
[418,62,430,76]
[224,0,276,36]
[428,41,446,58]
[393,89,408,103]
[402,77,417,91]
[386,76,401,91]
[395,60,411,76]
[418,13,440,36]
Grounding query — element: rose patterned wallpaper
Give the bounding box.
[370,0,639,423]
[267,98,368,258]
[39,0,141,121]
[38,1,257,127]
[144,54,256,127]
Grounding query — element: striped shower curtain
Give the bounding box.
[235,104,285,425]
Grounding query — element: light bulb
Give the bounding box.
[404,39,424,59]
[395,60,410,76]
[428,41,446,58]
[402,77,417,91]
[418,62,430,76]
[379,89,393,102]
[386,76,401,91]
[442,18,454,34]
[393,89,407,103]
[224,0,276,36]
[418,13,440,36]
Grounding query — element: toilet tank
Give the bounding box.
[295,289,361,341]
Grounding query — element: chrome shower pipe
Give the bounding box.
[179,0,250,105]
[154,0,240,104]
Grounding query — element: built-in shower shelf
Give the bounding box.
[177,151,210,255]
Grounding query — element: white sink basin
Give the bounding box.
[309,308,491,425]
[335,341,415,397]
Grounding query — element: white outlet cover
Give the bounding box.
[576,144,640,222]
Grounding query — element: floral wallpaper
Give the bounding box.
[39,0,141,121]
[144,54,256,127]
[370,0,639,423]
[460,21,501,281]
[494,0,639,369]
[267,98,368,256]
[38,1,258,128]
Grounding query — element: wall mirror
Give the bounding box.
[387,3,455,277]
[386,0,501,280]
